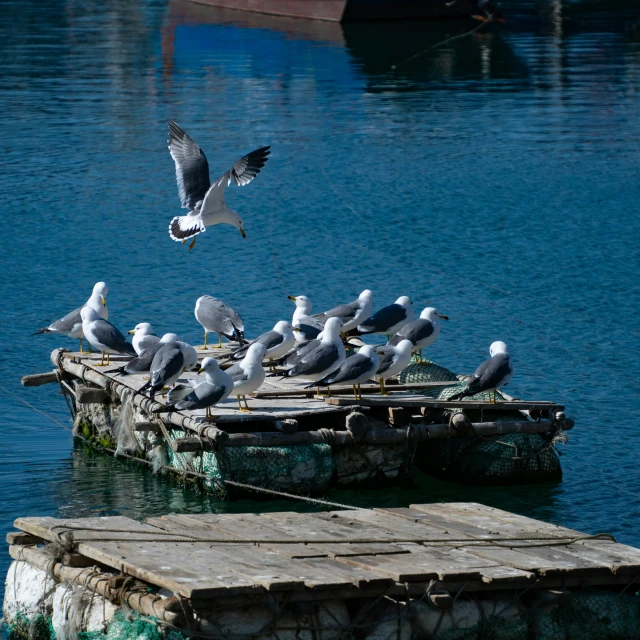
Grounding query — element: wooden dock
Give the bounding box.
[20,348,574,493]
[7,503,640,637]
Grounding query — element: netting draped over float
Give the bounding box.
[400,358,562,484]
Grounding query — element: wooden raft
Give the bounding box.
[9,502,640,609]
[31,349,572,450]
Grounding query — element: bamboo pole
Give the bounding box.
[9,544,182,625]
[172,418,573,452]
[51,349,229,445]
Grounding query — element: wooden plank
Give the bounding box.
[417,503,584,538]
[6,531,43,545]
[21,371,59,387]
[254,381,458,398]
[324,397,563,411]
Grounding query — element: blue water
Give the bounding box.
[1,0,640,607]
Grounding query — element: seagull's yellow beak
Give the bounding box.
[438,314,449,320]
[196,365,203,374]
[239,226,246,239]
[287,295,296,301]
[101,297,107,306]
[128,329,135,335]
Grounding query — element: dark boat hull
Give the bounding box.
[187,0,476,22]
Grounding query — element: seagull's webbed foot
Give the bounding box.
[188,237,197,251]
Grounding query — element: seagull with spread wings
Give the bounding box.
[167,120,270,250]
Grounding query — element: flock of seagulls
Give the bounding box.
[35,281,514,418]
[31,120,515,418]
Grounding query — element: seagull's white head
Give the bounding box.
[129,322,153,336]
[287,295,312,313]
[198,357,220,374]
[358,345,377,359]
[274,320,293,334]
[160,333,180,343]
[395,339,414,356]
[81,307,100,323]
[90,282,108,306]
[395,296,413,309]
[490,341,509,357]
[419,307,449,322]
[323,317,343,339]
[245,342,267,362]
[359,290,373,303]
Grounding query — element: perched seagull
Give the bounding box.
[309,345,380,400]
[449,341,513,403]
[176,340,199,372]
[277,332,324,368]
[140,341,185,399]
[228,321,295,370]
[387,307,448,363]
[284,318,345,390]
[357,296,414,337]
[128,323,159,355]
[313,290,373,334]
[194,295,244,349]
[108,333,179,375]
[374,339,413,395]
[33,282,108,354]
[156,358,234,419]
[167,120,270,250]
[80,307,136,366]
[226,343,267,411]
[288,295,323,343]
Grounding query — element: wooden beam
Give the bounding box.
[76,386,110,404]
[254,381,458,398]
[21,371,59,387]
[6,531,43,545]
[324,396,564,411]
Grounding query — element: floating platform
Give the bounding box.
[5,503,640,639]
[22,348,574,496]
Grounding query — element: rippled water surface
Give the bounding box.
[1,0,639,606]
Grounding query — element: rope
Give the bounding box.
[44,524,616,547]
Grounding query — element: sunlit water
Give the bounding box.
[1,0,639,607]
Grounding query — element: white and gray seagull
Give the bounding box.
[128,323,159,355]
[140,341,197,399]
[157,357,234,419]
[194,295,245,349]
[357,296,414,337]
[288,295,323,342]
[167,120,270,250]
[226,343,267,411]
[313,289,373,334]
[80,307,136,366]
[309,345,379,400]
[33,282,108,354]
[284,317,345,391]
[449,341,513,403]
[387,307,448,363]
[374,339,413,395]
[229,321,295,370]
[108,333,179,376]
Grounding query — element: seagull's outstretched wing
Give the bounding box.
[167,120,211,211]
[200,146,271,214]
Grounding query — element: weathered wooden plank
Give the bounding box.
[324,397,563,411]
[21,371,59,387]
[254,382,458,398]
[6,531,43,545]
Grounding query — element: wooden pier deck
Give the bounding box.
[8,502,640,628]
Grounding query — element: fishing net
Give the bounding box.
[4,612,55,640]
[160,429,334,496]
[398,359,562,484]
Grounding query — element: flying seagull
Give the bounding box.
[449,341,513,403]
[374,339,413,395]
[357,296,413,337]
[156,357,233,419]
[313,290,373,334]
[387,307,448,363]
[33,282,108,354]
[309,345,379,400]
[167,120,270,250]
[194,295,245,349]
[226,343,267,411]
[80,307,136,366]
